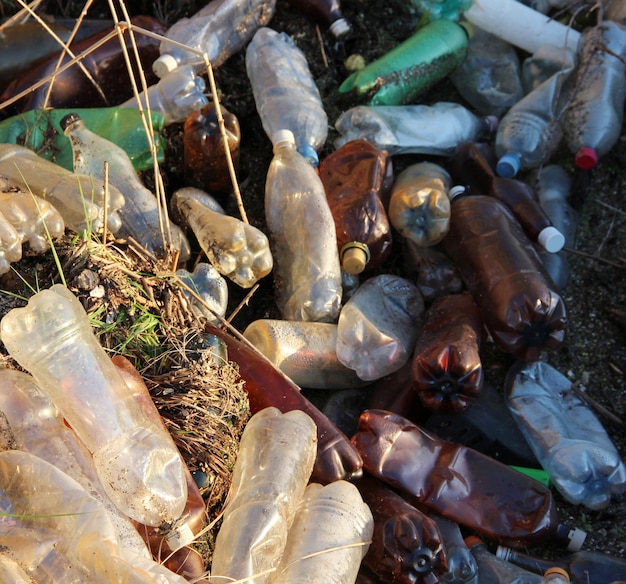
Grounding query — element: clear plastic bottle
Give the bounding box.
[264,129,342,322]
[61,112,190,260]
[334,102,498,156]
[171,187,273,288]
[210,407,318,584]
[0,284,188,527]
[443,186,567,361]
[153,0,276,77]
[175,261,229,323]
[0,210,23,275]
[272,480,374,584]
[432,515,478,584]
[504,360,626,509]
[389,161,452,247]
[319,139,394,274]
[338,19,469,105]
[246,27,328,166]
[284,0,351,37]
[521,43,577,94]
[337,274,425,381]
[0,553,35,584]
[562,20,626,170]
[243,319,372,389]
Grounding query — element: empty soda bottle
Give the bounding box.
[319,139,394,274]
[175,261,229,323]
[334,102,498,156]
[246,27,328,166]
[337,274,425,381]
[504,360,626,510]
[411,292,484,414]
[355,475,447,584]
[431,515,478,584]
[183,101,241,199]
[389,162,452,248]
[444,186,567,361]
[265,129,342,322]
[351,409,586,549]
[284,0,351,36]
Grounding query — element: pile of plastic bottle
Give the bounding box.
[1,0,626,582]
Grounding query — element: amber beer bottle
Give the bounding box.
[411,292,484,414]
[319,139,394,275]
[443,186,567,361]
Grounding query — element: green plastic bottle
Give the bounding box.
[338,19,469,105]
[0,107,165,172]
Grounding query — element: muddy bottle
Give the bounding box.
[334,102,498,156]
[355,475,447,584]
[183,101,241,199]
[431,515,477,584]
[444,186,567,361]
[563,20,626,170]
[175,261,229,324]
[264,129,342,322]
[319,139,394,274]
[496,547,626,584]
[246,27,328,166]
[411,292,484,414]
[284,0,351,36]
[350,409,587,549]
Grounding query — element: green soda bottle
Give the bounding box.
[338,19,469,105]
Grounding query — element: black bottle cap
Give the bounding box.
[59,112,82,131]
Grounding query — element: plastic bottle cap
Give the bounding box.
[329,17,351,38]
[164,521,195,549]
[575,146,598,170]
[566,526,587,552]
[272,129,296,147]
[538,226,565,253]
[59,112,82,131]
[545,568,570,580]
[448,185,467,201]
[496,153,521,178]
[298,143,320,167]
[341,242,370,274]
[153,53,179,78]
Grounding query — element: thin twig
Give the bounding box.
[571,384,624,426]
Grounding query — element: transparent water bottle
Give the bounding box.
[210,407,317,584]
[336,274,425,381]
[175,261,228,323]
[246,27,328,166]
[334,102,498,156]
[504,360,626,510]
[264,129,342,322]
[153,0,276,78]
[432,515,478,584]
[0,285,188,527]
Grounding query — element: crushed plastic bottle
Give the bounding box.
[175,261,229,323]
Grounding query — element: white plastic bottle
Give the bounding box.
[264,129,342,322]
[246,27,328,166]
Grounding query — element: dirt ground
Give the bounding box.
[1,0,626,574]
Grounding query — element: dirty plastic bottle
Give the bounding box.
[504,360,626,510]
[0,553,35,584]
[521,43,577,94]
[171,187,272,288]
[210,407,317,584]
[265,129,342,322]
[0,143,124,235]
[465,537,543,584]
[183,101,241,199]
[0,210,24,275]
[351,409,587,550]
[243,319,372,389]
[563,20,626,170]
[334,102,498,156]
[389,161,452,247]
[284,0,351,37]
[432,515,478,584]
[176,261,229,323]
[0,284,188,527]
[319,139,394,274]
[495,546,626,584]
[411,292,484,414]
[61,112,190,260]
[337,274,425,381]
[355,475,447,584]
[339,19,469,105]
[272,480,374,584]
[444,186,567,361]
[246,27,328,166]
[153,0,276,78]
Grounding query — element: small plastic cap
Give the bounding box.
[272,129,296,147]
[544,568,570,581]
[153,53,179,78]
[165,521,195,549]
[496,153,521,178]
[341,242,370,274]
[298,143,320,167]
[566,526,587,552]
[448,185,467,201]
[538,226,565,253]
[329,17,351,38]
[575,146,598,170]
[59,112,82,132]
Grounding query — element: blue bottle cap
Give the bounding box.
[298,143,320,167]
[496,153,521,178]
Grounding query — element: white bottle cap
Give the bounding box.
[566,527,587,552]
[164,521,195,549]
[329,17,351,38]
[153,53,179,78]
[272,129,296,147]
[538,226,565,253]
[448,185,467,201]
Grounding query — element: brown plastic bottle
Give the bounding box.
[411,292,484,414]
[283,0,351,37]
[183,101,241,201]
[351,409,585,549]
[0,15,165,115]
[443,187,567,361]
[355,475,447,584]
[319,139,394,275]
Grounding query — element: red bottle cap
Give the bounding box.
[575,147,598,170]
